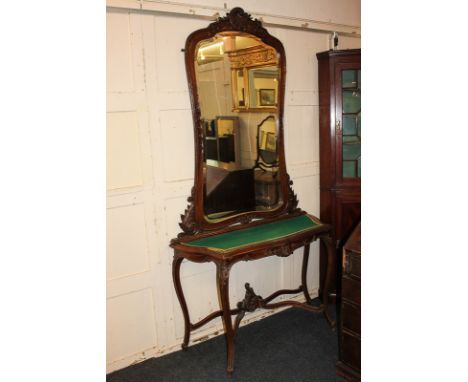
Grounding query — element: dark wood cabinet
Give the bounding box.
[336,222,361,381]
[204,162,255,215]
[203,116,240,164]
[316,49,361,300]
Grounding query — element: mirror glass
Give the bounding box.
[195,32,283,221]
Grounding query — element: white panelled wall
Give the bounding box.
[106,0,360,373]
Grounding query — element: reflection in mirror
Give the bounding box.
[248,66,278,108]
[195,33,283,221]
[255,116,278,166]
[253,116,280,209]
[234,69,245,107]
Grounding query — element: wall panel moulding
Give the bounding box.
[106,0,361,37]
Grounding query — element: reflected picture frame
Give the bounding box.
[259,88,276,106]
[265,132,276,151]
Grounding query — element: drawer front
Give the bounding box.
[341,331,361,371]
[344,252,361,279]
[342,301,361,335]
[342,276,361,305]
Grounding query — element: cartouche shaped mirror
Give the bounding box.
[182,7,297,233]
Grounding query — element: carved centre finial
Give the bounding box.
[211,6,265,34]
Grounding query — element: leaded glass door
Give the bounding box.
[335,62,361,185]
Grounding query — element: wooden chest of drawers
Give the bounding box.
[336,222,361,381]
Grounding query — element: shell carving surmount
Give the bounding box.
[208,7,269,38]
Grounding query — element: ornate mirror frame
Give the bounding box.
[179,7,300,237]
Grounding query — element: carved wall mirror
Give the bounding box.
[182,7,299,235]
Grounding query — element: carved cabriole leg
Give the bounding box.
[320,233,336,328]
[301,242,313,304]
[216,261,235,374]
[172,255,191,350]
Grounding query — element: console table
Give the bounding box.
[171,213,335,373]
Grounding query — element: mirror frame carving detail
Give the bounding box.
[179,7,300,237]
